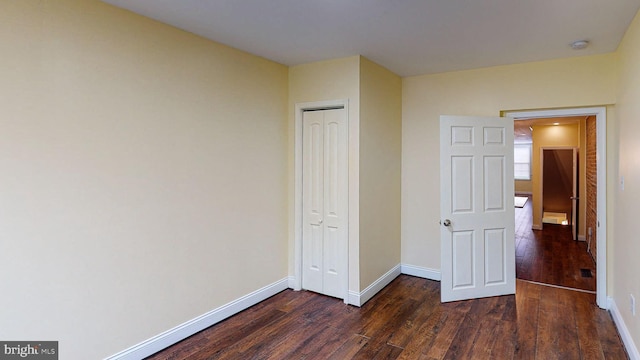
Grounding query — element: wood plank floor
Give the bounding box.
[515,195,596,291]
[146,275,627,359]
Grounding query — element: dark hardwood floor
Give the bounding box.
[515,195,596,291]
[146,275,627,359]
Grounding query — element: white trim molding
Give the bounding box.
[347,290,361,306]
[609,297,640,360]
[401,264,441,281]
[287,275,296,289]
[105,278,289,360]
[348,264,443,306]
[349,265,401,306]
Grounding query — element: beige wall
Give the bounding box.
[515,180,533,193]
[402,54,616,270]
[0,1,288,358]
[288,56,362,291]
[531,124,579,229]
[288,56,402,294]
[3,0,639,356]
[613,8,640,348]
[358,57,402,289]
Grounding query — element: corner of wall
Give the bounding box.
[349,264,402,307]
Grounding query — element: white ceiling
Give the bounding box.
[514,116,584,143]
[102,0,640,77]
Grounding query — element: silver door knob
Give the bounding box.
[442,219,451,227]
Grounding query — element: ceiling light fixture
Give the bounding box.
[553,122,560,125]
[571,40,589,50]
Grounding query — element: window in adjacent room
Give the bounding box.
[514,143,532,180]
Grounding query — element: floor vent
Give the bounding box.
[580,269,593,278]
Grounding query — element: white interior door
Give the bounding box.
[302,108,348,299]
[440,115,515,302]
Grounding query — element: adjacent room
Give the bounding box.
[2,0,640,359]
[514,117,598,292]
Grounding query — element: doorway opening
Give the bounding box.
[541,148,578,235]
[505,107,607,309]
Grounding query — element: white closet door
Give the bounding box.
[302,108,348,299]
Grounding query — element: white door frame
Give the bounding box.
[505,107,607,309]
[294,99,349,304]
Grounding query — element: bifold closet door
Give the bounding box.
[302,108,348,299]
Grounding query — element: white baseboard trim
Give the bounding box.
[400,264,441,281]
[287,275,297,290]
[347,290,360,306]
[105,277,289,360]
[609,296,640,360]
[348,264,401,307]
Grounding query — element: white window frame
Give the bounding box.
[514,143,532,180]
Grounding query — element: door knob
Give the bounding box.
[319,219,323,224]
[442,219,451,227]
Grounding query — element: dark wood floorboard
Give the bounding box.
[515,195,596,291]
[146,275,627,360]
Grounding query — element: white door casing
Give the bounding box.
[302,108,348,299]
[506,107,607,309]
[440,115,515,302]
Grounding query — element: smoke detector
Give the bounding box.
[571,40,590,50]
